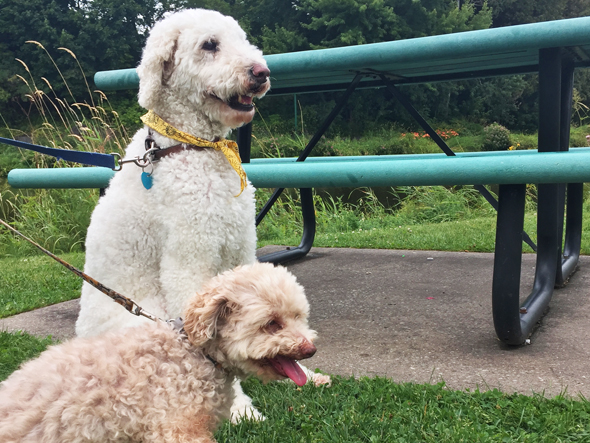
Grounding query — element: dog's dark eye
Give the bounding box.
[266,320,283,334]
[202,40,218,52]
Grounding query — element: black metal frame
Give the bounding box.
[492,48,582,345]
[240,74,364,263]
[237,47,583,345]
[377,75,539,252]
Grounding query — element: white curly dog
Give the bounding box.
[1,263,319,443]
[76,8,327,421]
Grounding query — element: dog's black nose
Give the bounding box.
[250,64,270,82]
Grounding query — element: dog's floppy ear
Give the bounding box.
[183,293,233,347]
[136,25,180,110]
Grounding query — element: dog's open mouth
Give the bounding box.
[266,355,307,386]
[228,94,254,111]
[211,93,254,112]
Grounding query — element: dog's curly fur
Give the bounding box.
[75,8,328,420]
[0,263,317,443]
[76,8,269,337]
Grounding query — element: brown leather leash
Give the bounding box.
[1,217,226,370]
[0,218,159,323]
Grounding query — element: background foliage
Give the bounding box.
[1,0,589,135]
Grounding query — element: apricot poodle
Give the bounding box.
[0,263,318,443]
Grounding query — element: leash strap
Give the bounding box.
[0,136,117,169]
[0,220,227,354]
[0,218,158,322]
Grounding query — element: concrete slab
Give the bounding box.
[2,247,589,398]
[258,247,590,398]
[0,299,79,341]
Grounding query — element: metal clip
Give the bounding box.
[111,133,161,171]
[114,147,160,170]
[112,152,123,171]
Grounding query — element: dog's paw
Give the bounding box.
[230,380,266,424]
[296,362,332,387]
[310,372,332,387]
[230,403,266,424]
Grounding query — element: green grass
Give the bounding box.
[257,186,590,255]
[1,189,590,442]
[216,376,590,442]
[312,215,513,252]
[1,348,588,441]
[1,121,589,440]
[260,210,542,254]
[0,330,54,381]
[0,252,84,318]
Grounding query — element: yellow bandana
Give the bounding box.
[140,110,247,196]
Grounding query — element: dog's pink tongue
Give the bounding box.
[269,355,307,386]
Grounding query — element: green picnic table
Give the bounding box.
[8,16,590,345]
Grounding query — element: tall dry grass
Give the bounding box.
[0,42,130,257]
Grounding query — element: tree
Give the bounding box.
[0,0,86,119]
[260,0,495,136]
[2,0,588,133]
[487,0,590,28]
[300,0,491,49]
[0,0,173,124]
[302,0,400,48]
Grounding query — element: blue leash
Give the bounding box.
[0,136,118,169]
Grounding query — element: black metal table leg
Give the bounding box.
[556,60,582,286]
[237,120,316,264]
[493,184,527,342]
[257,74,363,264]
[525,182,560,323]
[560,183,583,281]
[492,47,563,345]
[493,182,562,345]
[258,188,316,264]
[237,123,252,163]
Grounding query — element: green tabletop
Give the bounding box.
[94,17,590,95]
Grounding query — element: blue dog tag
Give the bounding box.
[141,171,153,190]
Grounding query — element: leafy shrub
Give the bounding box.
[481,122,511,151]
[568,125,590,148]
[510,133,537,150]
